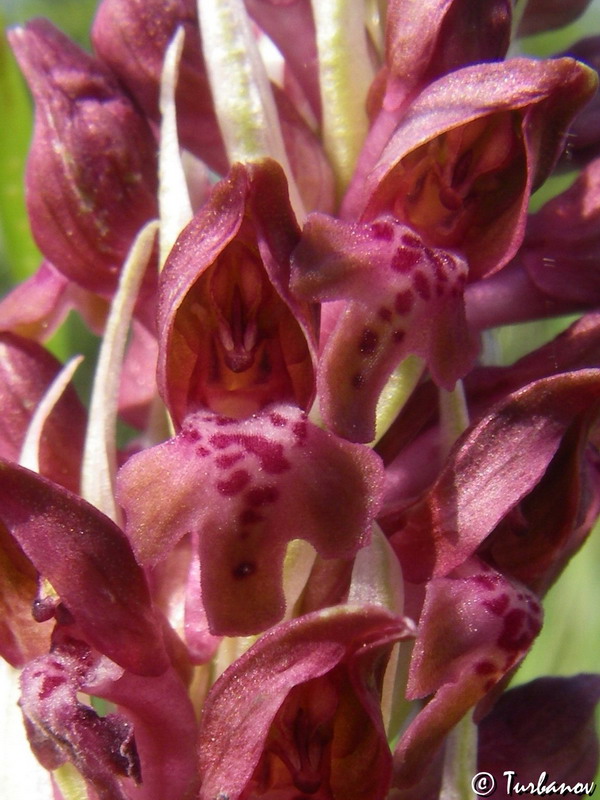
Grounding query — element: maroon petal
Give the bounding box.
[0,460,168,675]
[355,58,597,278]
[92,0,228,174]
[521,157,600,307]
[198,605,414,800]
[478,674,600,797]
[9,19,159,300]
[0,332,86,494]
[117,403,384,635]
[518,0,594,36]
[158,160,317,426]
[390,370,600,583]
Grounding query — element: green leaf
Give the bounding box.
[0,23,40,289]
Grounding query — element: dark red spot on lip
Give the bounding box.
[293,420,308,442]
[391,247,421,273]
[242,435,290,474]
[239,508,263,525]
[358,328,379,355]
[483,593,510,617]
[269,412,287,427]
[413,270,431,300]
[401,232,423,248]
[39,675,66,700]
[392,329,405,344]
[217,469,251,496]
[216,451,244,469]
[232,561,256,579]
[394,290,414,315]
[196,445,211,457]
[351,372,364,389]
[370,220,394,240]
[378,306,392,322]
[245,485,279,507]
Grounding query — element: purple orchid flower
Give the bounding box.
[2,0,600,797]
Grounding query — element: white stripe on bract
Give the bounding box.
[81,221,158,524]
[197,0,306,221]
[159,26,194,269]
[19,354,84,475]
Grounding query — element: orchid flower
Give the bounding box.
[1,1,600,799]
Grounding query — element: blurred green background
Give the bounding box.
[0,0,598,712]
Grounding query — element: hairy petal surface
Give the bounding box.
[20,641,140,800]
[117,403,384,635]
[293,214,476,442]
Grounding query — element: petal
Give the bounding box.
[0,522,52,666]
[92,0,228,174]
[158,159,317,425]
[390,370,600,583]
[521,157,600,307]
[393,558,542,788]
[198,604,414,800]
[478,674,600,796]
[117,403,384,635]
[19,642,140,800]
[355,58,597,278]
[9,19,159,300]
[292,214,476,442]
[0,460,168,675]
[0,332,86,494]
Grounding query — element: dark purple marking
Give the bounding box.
[245,485,280,507]
[483,593,510,617]
[412,269,431,300]
[269,412,288,427]
[394,290,414,315]
[216,469,251,496]
[239,508,263,526]
[293,420,308,443]
[370,220,394,241]
[39,675,66,700]
[497,608,531,651]
[232,561,257,579]
[400,232,423,249]
[391,247,421,273]
[241,435,290,474]
[351,372,364,389]
[216,451,245,469]
[196,445,211,457]
[358,328,379,355]
[378,306,393,322]
[392,329,405,344]
[210,432,234,449]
